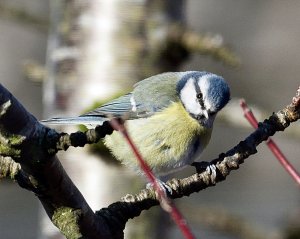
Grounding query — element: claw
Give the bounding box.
[207,164,217,184]
[192,161,217,184]
[146,179,173,196]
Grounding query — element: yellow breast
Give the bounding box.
[104,102,212,174]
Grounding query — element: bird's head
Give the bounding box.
[177,71,230,128]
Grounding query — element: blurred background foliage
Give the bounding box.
[0,1,299,239]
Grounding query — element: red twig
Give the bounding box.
[109,118,196,239]
[240,99,300,186]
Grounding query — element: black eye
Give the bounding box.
[209,111,216,116]
[196,92,205,108]
[196,92,203,99]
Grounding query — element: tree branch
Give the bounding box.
[0,84,123,239]
[98,86,300,222]
[44,122,114,154]
[0,82,299,238]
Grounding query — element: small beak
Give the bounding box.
[197,110,215,128]
[203,110,209,120]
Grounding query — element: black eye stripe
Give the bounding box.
[193,79,205,108]
[197,95,205,108]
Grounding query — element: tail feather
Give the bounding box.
[41,116,106,126]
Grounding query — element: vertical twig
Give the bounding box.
[240,99,300,186]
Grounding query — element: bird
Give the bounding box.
[42,71,230,176]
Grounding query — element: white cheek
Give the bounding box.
[180,78,202,115]
[204,99,212,111]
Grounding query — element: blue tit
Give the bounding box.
[42,71,230,176]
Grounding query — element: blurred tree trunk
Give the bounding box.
[42,1,187,238]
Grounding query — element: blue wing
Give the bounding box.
[81,93,139,118]
[42,72,186,126]
[82,72,185,120]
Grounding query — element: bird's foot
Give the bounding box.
[146,179,173,196]
[192,161,217,184]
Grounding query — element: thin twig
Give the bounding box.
[240,99,300,186]
[44,121,114,154]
